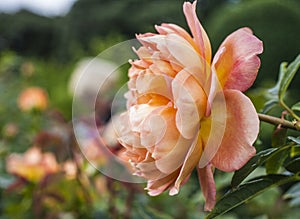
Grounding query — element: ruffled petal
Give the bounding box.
[211,90,258,172]
[183,1,212,63]
[212,27,263,91]
[198,164,216,211]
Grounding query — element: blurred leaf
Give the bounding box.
[262,99,278,114]
[292,102,300,112]
[231,148,278,188]
[288,197,300,207]
[284,182,300,207]
[268,62,287,100]
[285,157,300,173]
[0,174,15,189]
[272,127,287,147]
[291,145,300,157]
[137,206,173,219]
[279,54,300,101]
[288,136,300,145]
[207,174,299,219]
[265,150,288,174]
[284,182,300,199]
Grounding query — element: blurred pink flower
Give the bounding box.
[18,87,48,112]
[116,0,262,211]
[6,147,59,182]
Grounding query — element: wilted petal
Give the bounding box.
[211,90,258,172]
[212,27,263,91]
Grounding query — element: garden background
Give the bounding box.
[0,0,300,218]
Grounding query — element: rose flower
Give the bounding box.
[18,87,48,112]
[116,1,263,211]
[6,147,59,182]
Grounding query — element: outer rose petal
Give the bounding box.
[198,164,216,211]
[170,133,203,195]
[211,90,258,172]
[155,23,198,51]
[183,1,212,63]
[212,28,263,91]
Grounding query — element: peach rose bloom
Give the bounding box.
[116,1,263,211]
[18,87,48,112]
[6,147,59,182]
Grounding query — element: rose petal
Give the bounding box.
[155,135,192,174]
[155,23,197,51]
[172,69,207,139]
[198,90,227,168]
[212,27,263,91]
[211,90,258,172]
[170,133,203,195]
[183,1,212,63]
[146,169,180,196]
[198,164,216,211]
[135,72,173,101]
[135,152,166,180]
[165,33,202,71]
[151,107,180,159]
[140,106,174,148]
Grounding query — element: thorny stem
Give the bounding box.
[258,113,299,131]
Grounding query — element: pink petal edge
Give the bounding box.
[212,27,263,92]
[211,90,258,172]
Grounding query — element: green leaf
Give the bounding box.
[279,54,300,101]
[285,157,300,173]
[231,148,278,188]
[268,61,288,99]
[272,127,287,147]
[284,182,300,199]
[206,174,299,219]
[284,182,300,207]
[265,149,288,174]
[262,99,278,114]
[291,145,300,157]
[292,102,300,112]
[288,136,300,145]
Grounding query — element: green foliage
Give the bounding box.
[207,174,300,219]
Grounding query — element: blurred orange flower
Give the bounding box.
[116,0,263,211]
[6,147,59,182]
[18,87,48,112]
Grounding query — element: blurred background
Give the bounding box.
[0,0,299,218]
